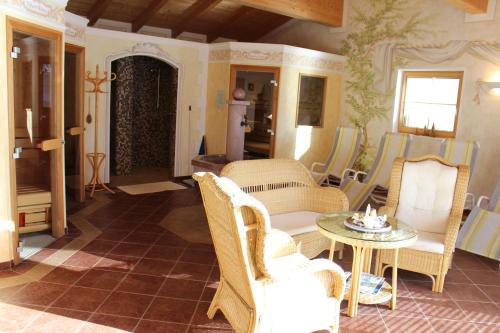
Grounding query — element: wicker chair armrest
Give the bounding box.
[308,258,346,301]
[264,229,298,259]
[378,206,396,217]
[311,162,327,173]
[444,214,463,257]
[309,187,349,212]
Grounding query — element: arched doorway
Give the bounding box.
[109,55,178,185]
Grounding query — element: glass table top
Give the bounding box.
[317,211,417,243]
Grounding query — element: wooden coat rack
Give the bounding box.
[85,64,116,198]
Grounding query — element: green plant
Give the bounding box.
[341,0,429,170]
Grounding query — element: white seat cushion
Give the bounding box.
[270,211,320,236]
[395,160,458,234]
[406,231,445,254]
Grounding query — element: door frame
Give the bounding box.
[6,16,65,264]
[64,43,86,202]
[229,65,280,158]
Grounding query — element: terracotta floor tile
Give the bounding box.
[377,297,423,318]
[477,285,500,303]
[201,282,218,302]
[97,291,153,318]
[27,308,90,333]
[429,319,479,333]
[47,237,73,249]
[87,313,139,331]
[188,326,235,333]
[41,265,87,285]
[28,248,57,263]
[179,249,217,265]
[404,280,451,299]
[123,231,162,244]
[143,296,197,323]
[170,262,213,281]
[156,232,189,247]
[81,240,119,255]
[10,281,68,306]
[187,242,215,253]
[135,223,166,233]
[63,251,103,268]
[0,284,26,301]
[475,323,500,333]
[94,254,140,272]
[145,245,185,261]
[339,314,387,333]
[96,229,131,242]
[208,268,220,282]
[383,316,433,332]
[133,258,175,276]
[135,320,188,333]
[463,269,500,286]
[191,301,232,329]
[444,269,473,284]
[458,301,500,324]
[52,286,110,312]
[109,243,150,257]
[415,298,465,320]
[445,283,492,302]
[158,278,205,300]
[106,221,140,231]
[76,269,126,290]
[0,303,45,332]
[117,273,164,295]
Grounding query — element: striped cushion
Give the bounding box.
[456,207,500,260]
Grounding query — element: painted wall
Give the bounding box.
[262,0,500,197]
[206,43,346,169]
[84,29,208,181]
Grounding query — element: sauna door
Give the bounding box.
[7,17,65,262]
[64,44,85,203]
[230,65,280,158]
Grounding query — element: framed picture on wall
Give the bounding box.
[296,73,327,127]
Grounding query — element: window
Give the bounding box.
[398,71,463,138]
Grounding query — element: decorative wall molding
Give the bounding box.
[0,0,67,25]
[64,11,87,45]
[209,42,346,72]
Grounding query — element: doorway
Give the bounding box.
[7,17,65,263]
[230,65,280,158]
[64,44,85,203]
[109,56,178,186]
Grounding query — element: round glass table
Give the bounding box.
[317,211,417,317]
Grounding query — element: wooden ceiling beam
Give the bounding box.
[171,0,223,38]
[230,0,343,27]
[446,0,488,13]
[87,0,113,26]
[132,0,170,32]
[248,16,292,42]
[207,6,256,43]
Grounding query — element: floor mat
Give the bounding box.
[19,232,56,260]
[117,181,186,195]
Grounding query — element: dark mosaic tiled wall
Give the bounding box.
[110,56,178,176]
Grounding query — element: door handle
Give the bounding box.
[12,147,22,159]
[66,127,84,136]
[267,129,275,136]
[37,139,63,151]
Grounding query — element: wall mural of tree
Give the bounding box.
[341,0,430,170]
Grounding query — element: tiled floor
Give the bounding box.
[0,187,499,332]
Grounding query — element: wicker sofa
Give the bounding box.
[221,159,349,259]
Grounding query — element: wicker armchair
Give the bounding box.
[221,159,349,259]
[375,155,469,293]
[194,172,346,333]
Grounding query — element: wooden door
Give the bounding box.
[230,65,280,158]
[64,44,85,202]
[7,17,65,263]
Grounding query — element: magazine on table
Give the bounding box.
[345,272,385,295]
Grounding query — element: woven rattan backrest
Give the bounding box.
[194,172,262,307]
[221,159,317,194]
